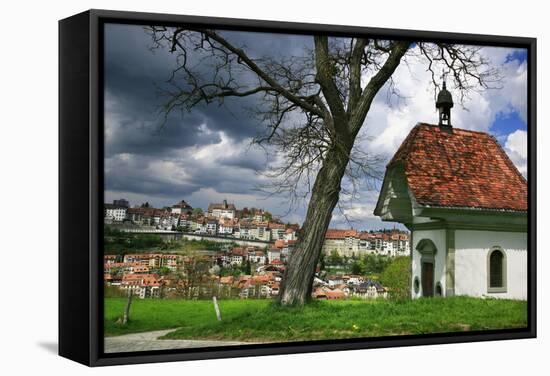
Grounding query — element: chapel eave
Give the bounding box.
[374,163,527,231]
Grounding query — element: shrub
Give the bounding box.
[380,256,410,300]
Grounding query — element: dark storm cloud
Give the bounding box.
[189,162,259,194]
[105,147,261,199]
[104,154,198,197]
[219,154,267,171]
[104,24,312,155]
[103,23,314,202]
[105,106,223,157]
[106,169,198,197]
[221,30,313,59]
[104,26,252,158]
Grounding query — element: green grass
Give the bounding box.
[104,299,269,337]
[104,297,527,341]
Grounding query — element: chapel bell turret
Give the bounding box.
[436,81,454,127]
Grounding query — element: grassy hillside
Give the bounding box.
[104,297,527,341]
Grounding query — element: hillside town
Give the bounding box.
[104,198,410,256]
[104,249,389,301]
[104,198,410,300]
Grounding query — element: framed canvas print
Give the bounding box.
[59,9,536,366]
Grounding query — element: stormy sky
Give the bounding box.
[104,23,528,230]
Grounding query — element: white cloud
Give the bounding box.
[481,48,528,123]
[505,129,527,158]
[504,129,528,176]
[332,203,376,222]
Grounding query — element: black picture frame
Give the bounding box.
[59,9,537,367]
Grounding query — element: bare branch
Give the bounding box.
[416,43,503,104]
[314,36,346,124]
[348,38,368,111]
[350,40,410,135]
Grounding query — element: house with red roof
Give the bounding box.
[322,229,359,257]
[283,227,297,241]
[248,249,267,265]
[374,86,527,300]
[325,289,345,300]
[120,273,164,298]
[171,199,193,215]
[270,282,280,296]
[312,287,328,300]
[208,199,236,219]
[269,222,286,240]
[268,246,281,263]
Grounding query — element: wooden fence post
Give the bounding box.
[213,296,222,321]
[122,288,133,325]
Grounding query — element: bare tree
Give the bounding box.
[146,26,500,305]
[180,250,211,299]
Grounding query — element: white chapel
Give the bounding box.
[374,84,528,300]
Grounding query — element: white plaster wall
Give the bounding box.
[454,230,527,300]
[411,229,446,298]
[412,217,438,224]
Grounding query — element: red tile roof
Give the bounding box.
[325,290,345,299]
[253,275,271,283]
[325,229,359,239]
[388,123,527,211]
[273,240,286,249]
[220,276,234,285]
[268,222,286,230]
[358,232,374,240]
[231,247,245,256]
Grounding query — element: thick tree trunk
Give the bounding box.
[278,142,351,306]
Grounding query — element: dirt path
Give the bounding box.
[104,329,254,353]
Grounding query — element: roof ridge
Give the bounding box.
[416,122,495,137]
